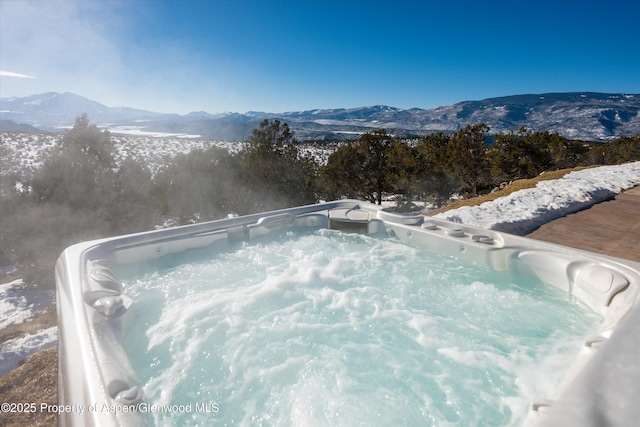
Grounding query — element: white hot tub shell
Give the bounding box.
[55,200,640,426]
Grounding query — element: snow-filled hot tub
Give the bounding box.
[55,200,640,426]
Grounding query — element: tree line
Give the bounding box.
[323,124,639,207]
[1,114,638,288]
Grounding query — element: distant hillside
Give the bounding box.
[0,120,44,133]
[429,92,640,140]
[1,91,638,141]
[0,92,164,130]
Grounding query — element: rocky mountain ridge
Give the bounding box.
[1,91,638,141]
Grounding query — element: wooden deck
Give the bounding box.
[526,186,640,263]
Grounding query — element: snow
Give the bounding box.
[1,132,334,178]
[104,125,201,138]
[109,135,246,174]
[0,327,57,376]
[0,132,59,175]
[434,161,640,234]
[0,279,57,377]
[0,279,36,330]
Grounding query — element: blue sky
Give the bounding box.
[1,0,639,114]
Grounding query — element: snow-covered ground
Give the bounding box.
[433,161,640,234]
[0,279,57,376]
[1,132,335,177]
[0,132,59,176]
[0,132,247,176]
[0,326,57,376]
[110,135,246,174]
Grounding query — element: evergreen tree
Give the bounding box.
[152,146,242,223]
[30,114,116,214]
[416,132,450,173]
[6,115,118,287]
[536,130,588,169]
[240,119,318,210]
[415,132,461,206]
[446,124,491,197]
[321,129,417,205]
[111,158,160,233]
[320,142,366,201]
[386,139,421,209]
[587,135,640,165]
[357,129,395,205]
[489,128,553,181]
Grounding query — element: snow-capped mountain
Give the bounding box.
[423,92,640,140]
[0,92,164,129]
[1,91,638,141]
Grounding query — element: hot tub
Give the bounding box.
[55,200,640,426]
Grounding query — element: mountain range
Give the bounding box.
[1,91,639,141]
